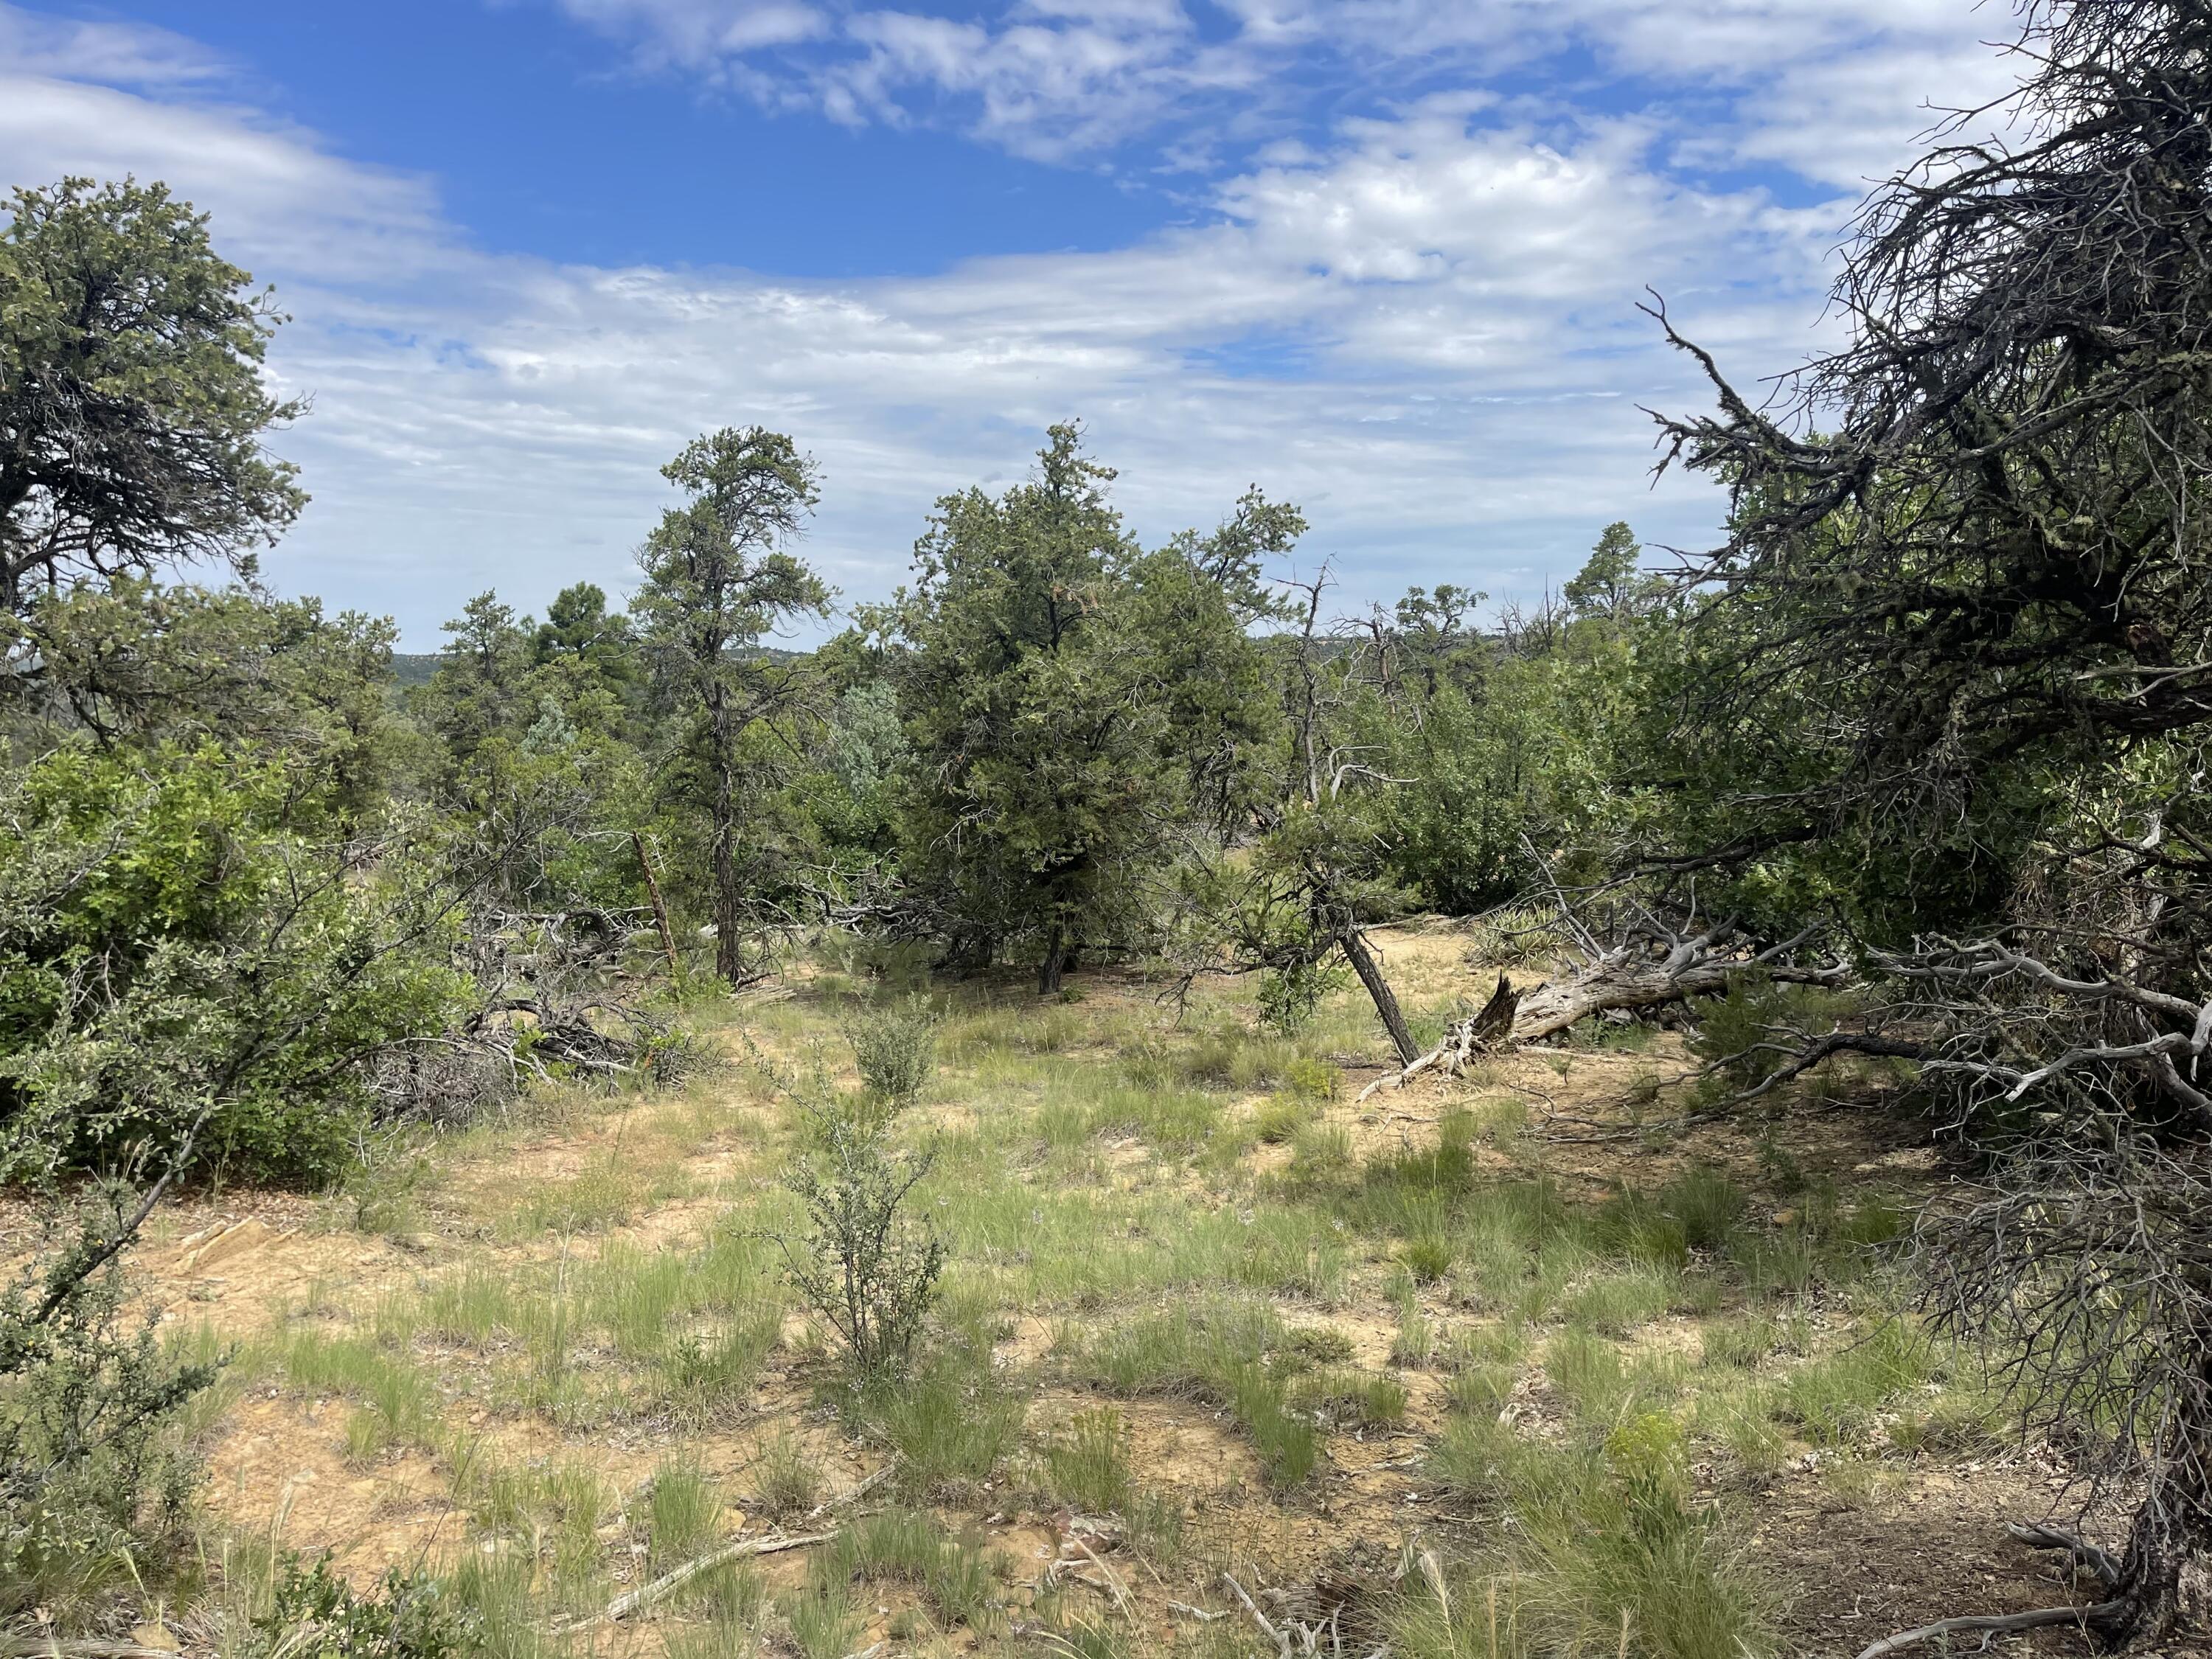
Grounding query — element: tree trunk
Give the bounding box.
[1507,931,1841,1043]
[709,692,744,986]
[2105,1377,2212,1648]
[1340,926,1419,1066]
[1038,922,1067,996]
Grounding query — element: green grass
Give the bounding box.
[1774,1319,1931,1447]
[748,1428,824,1521]
[1035,1407,1134,1514]
[818,1509,1002,1631]
[870,1349,1030,1500]
[1563,1262,1681,1337]
[1077,1301,1321,1486]
[1422,1413,1773,1659]
[646,1455,725,1569]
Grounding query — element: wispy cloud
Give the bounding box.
[0,1,2003,642]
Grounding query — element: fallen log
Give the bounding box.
[1360,921,1846,1100]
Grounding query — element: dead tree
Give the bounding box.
[1629,0,2212,1641]
[1361,901,1845,1099]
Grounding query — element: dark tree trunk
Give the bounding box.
[709,690,744,986]
[1037,922,1067,996]
[1340,925,1419,1066]
[2106,1386,2212,1648]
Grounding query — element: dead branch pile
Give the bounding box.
[369,904,701,1122]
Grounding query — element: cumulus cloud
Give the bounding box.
[0,0,2000,642]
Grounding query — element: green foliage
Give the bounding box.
[0,1197,221,1618]
[843,994,942,1107]
[893,425,1278,985]
[0,745,465,1183]
[0,177,303,615]
[237,1554,481,1659]
[817,1509,1001,1632]
[778,1086,947,1384]
[632,426,831,984]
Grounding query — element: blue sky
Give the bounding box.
[0,0,2016,645]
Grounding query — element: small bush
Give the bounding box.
[843,995,942,1107]
[237,1554,480,1659]
[1,1198,222,1616]
[778,1088,945,1383]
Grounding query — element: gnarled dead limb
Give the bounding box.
[2006,1521,2124,1592]
[1853,1598,2125,1659]
[565,1530,836,1628]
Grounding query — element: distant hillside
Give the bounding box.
[390,653,441,689]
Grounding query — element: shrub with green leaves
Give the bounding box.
[842,994,942,1107]
[1,1196,223,1618]
[776,1086,946,1383]
[0,745,465,1184]
[237,1554,481,1659]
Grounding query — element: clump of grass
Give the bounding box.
[818,1509,1001,1632]
[1564,1262,1681,1338]
[751,1430,824,1522]
[1425,1413,1773,1659]
[1544,1329,1686,1424]
[1698,1315,1776,1372]
[1252,1096,1309,1146]
[1775,1319,1930,1447]
[1392,1295,1435,1368]
[781,1579,863,1659]
[1079,1303,1320,1487]
[1661,1166,1748,1251]
[1296,1368,1408,1429]
[871,1350,1029,1500]
[647,1455,724,1570]
[274,1328,441,1453]
[1035,1408,1133,1514]
[1399,1234,1456,1284]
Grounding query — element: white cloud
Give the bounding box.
[537,0,2012,181]
[0,1,1992,643]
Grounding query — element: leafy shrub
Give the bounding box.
[237,1554,480,1659]
[776,1087,945,1383]
[0,746,465,1185]
[1,1196,222,1617]
[842,995,942,1107]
